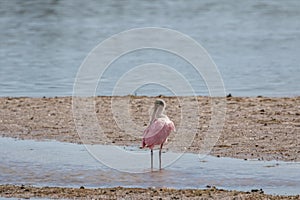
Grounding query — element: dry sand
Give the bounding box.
[1,96,299,161]
[0,96,300,199]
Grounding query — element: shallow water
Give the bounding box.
[1,0,300,97]
[0,137,299,195]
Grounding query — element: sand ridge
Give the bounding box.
[1,185,299,200]
[1,96,299,161]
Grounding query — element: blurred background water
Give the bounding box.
[0,0,299,97]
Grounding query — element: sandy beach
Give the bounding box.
[1,96,299,199]
[1,184,299,200]
[1,96,299,161]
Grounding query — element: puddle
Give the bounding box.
[0,137,299,196]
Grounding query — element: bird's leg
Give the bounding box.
[151,149,153,170]
[159,144,163,170]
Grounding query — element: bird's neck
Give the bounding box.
[150,106,165,123]
[156,107,164,115]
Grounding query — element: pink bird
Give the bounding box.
[142,99,176,170]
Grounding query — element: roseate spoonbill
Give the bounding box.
[142,99,176,170]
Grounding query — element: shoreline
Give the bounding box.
[1,185,299,199]
[1,96,299,161]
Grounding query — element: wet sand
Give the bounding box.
[1,96,300,199]
[1,185,299,200]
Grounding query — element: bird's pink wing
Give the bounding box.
[142,118,175,149]
[143,119,166,138]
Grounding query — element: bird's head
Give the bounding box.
[154,99,165,107]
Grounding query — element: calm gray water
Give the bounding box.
[1,137,300,195]
[0,0,300,97]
